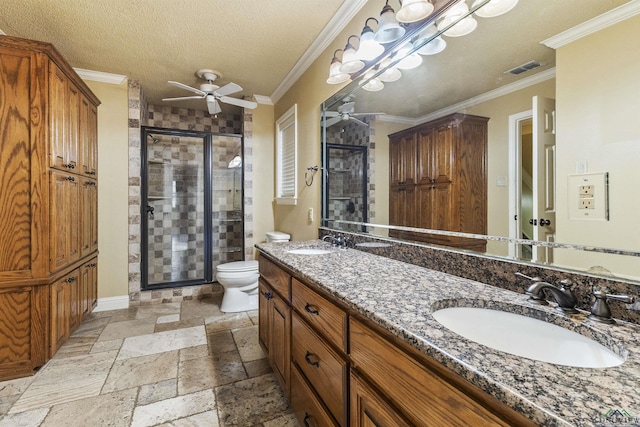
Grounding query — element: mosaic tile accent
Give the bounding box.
[127,80,254,304]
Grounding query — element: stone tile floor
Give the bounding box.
[0,296,300,426]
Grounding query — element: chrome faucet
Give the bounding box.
[526,280,578,314]
[322,234,347,247]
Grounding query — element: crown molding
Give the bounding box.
[414,68,556,125]
[270,0,368,104]
[377,114,417,125]
[542,0,640,49]
[74,67,127,85]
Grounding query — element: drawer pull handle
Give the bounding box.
[304,351,319,368]
[303,412,313,427]
[304,303,319,315]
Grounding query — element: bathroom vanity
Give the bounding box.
[257,240,640,426]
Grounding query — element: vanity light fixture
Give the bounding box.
[339,35,365,74]
[374,0,406,44]
[396,0,435,23]
[437,1,478,37]
[397,42,423,70]
[472,0,519,18]
[357,18,386,61]
[326,49,351,84]
[361,69,385,92]
[415,23,447,55]
[377,57,402,82]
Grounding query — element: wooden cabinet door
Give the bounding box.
[270,292,291,399]
[50,171,81,271]
[67,271,80,333]
[89,259,98,310]
[80,178,98,257]
[67,83,80,171]
[0,285,49,381]
[79,96,98,178]
[432,123,454,184]
[258,280,271,353]
[49,63,67,170]
[351,371,412,427]
[79,261,91,319]
[50,276,71,355]
[416,126,435,185]
[389,133,416,186]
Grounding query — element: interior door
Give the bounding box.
[531,96,556,263]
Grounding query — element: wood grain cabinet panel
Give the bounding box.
[0,35,100,380]
[292,312,347,425]
[292,278,347,352]
[291,364,339,427]
[259,255,291,300]
[388,113,488,251]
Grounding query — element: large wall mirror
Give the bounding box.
[321,0,640,283]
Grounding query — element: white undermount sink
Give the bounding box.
[287,248,334,255]
[432,307,624,368]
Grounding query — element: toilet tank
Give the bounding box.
[266,231,290,243]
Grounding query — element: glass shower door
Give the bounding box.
[145,132,206,286]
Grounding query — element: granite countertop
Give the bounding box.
[256,240,640,427]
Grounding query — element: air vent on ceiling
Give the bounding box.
[505,60,541,75]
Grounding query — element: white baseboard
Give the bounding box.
[94,295,129,312]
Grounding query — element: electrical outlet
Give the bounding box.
[580,198,595,209]
[580,185,594,196]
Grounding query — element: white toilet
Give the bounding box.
[215,231,290,313]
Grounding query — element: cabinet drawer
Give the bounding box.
[350,318,513,427]
[258,256,290,300]
[291,364,339,427]
[292,278,347,352]
[292,312,347,426]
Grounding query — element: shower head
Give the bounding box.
[148,134,159,144]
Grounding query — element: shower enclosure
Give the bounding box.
[324,143,368,231]
[141,127,244,290]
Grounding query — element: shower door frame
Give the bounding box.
[324,143,368,231]
[140,126,245,291]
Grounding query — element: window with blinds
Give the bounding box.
[275,104,297,205]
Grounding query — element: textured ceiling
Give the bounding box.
[0,0,346,111]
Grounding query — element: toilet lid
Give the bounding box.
[216,260,258,273]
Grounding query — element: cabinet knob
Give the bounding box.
[263,291,272,300]
[304,303,319,315]
[539,218,551,226]
[65,176,75,182]
[65,163,75,169]
[66,277,75,283]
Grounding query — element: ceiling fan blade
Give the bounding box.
[162,95,205,102]
[168,81,206,96]
[219,96,258,109]
[206,95,222,115]
[350,117,370,127]
[323,116,343,127]
[351,112,386,117]
[214,82,242,97]
[324,111,340,118]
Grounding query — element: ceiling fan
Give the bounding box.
[323,101,385,128]
[162,69,258,115]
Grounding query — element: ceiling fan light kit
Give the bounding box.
[162,68,257,115]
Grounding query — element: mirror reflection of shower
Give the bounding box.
[227,152,242,210]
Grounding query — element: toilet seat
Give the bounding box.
[216,260,258,273]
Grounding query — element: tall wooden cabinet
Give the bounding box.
[0,36,100,379]
[389,113,488,251]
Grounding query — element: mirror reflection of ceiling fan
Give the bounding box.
[162,69,258,115]
[323,101,385,127]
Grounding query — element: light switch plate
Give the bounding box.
[568,172,609,221]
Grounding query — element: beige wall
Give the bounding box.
[272,2,380,241]
[251,103,276,247]
[554,15,640,280]
[86,80,130,298]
